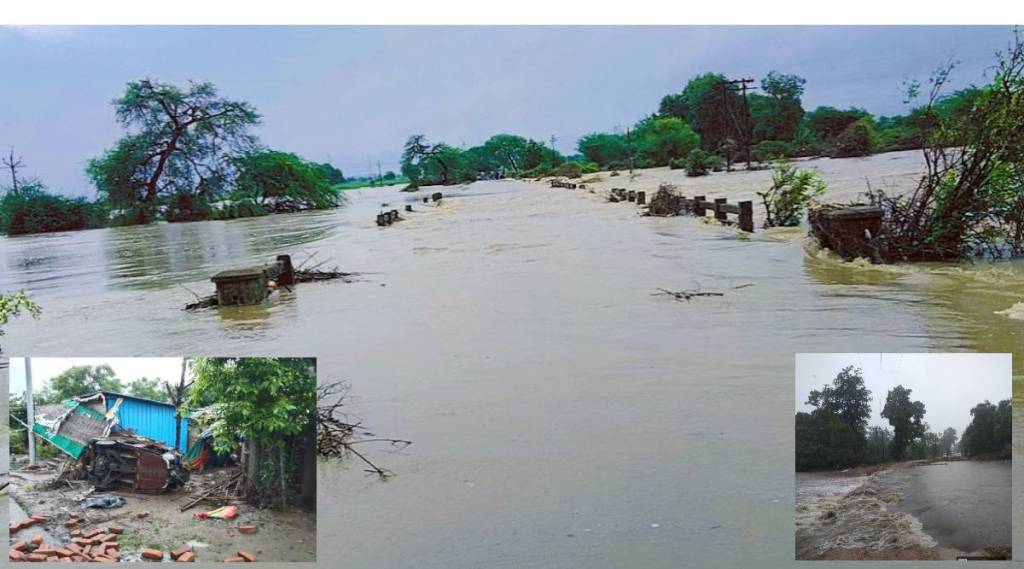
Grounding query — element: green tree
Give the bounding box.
[188,357,317,454]
[232,150,341,213]
[86,79,260,223]
[804,106,872,144]
[127,377,169,403]
[660,73,744,153]
[806,366,873,440]
[751,71,807,142]
[961,399,1011,457]
[635,117,700,166]
[577,132,631,167]
[41,364,126,403]
[314,163,346,185]
[880,385,926,461]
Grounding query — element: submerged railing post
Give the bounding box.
[738,201,754,233]
[636,191,646,205]
[694,195,706,217]
[714,198,728,222]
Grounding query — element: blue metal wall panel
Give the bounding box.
[103,393,188,450]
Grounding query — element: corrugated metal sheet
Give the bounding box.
[103,392,188,450]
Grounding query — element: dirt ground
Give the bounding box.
[9,462,316,562]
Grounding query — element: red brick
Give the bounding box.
[27,552,47,562]
[107,524,124,535]
[224,556,246,562]
[238,525,258,534]
[64,520,79,528]
[136,511,149,519]
[29,534,44,546]
[83,529,102,539]
[141,548,164,560]
[10,540,28,552]
[237,550,256,562]
[177,551,196,562]
[9,549,26,561]
[56,548,73,558]
[29,515,48,524]
[171,546,191,560]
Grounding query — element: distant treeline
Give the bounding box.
[795,365,1010,471]
[1,79,351,236]
[400,69,983,187]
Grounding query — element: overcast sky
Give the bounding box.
[7,357,183,396]
[0,25,1011,196]
[795,353,1011,434]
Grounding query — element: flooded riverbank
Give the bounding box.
[796,461,1010,560]
[2,152,1023,567]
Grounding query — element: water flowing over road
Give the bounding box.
[2,151,1022,567]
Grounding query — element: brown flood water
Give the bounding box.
[2,151,1023,567]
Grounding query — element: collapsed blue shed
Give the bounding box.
[101,391,189,450]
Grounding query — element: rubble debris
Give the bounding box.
[238,525,257,535]
[79,494,126,509]
[141,548,165,560]
[808,204,884,261]
[238,550,256,562]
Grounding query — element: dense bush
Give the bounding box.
[669,157,686,170]
[232,151,342,214]
[757,161,826,227]
[830,118,877,158]
[753,140,792,162]
[0,183,109,235]
[683,149,717,177]
[960,399,1012,457]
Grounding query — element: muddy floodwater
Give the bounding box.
[2,151,1023,568]
[796,461,1010,560]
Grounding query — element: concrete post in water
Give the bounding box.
[627,190,636,202]
[636,191,646,205]
[212,267,268,306]
[714,198,728,222]
[405,204,413,212]
[376,214,386,226]
[738,201,754,232]
[432,192,443,202]
[694,195,706,217]
[423,196,429,203]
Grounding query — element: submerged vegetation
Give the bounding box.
[0,290,39,352]
[795,365,1008,471]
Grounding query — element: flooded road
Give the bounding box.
[796,462,1010,560]
[892,461,1010,551]
[2,151,1023,567]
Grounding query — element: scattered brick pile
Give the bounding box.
[9,512,262,563]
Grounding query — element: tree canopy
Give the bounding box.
[880,385,927,461]
[87,79,260,223]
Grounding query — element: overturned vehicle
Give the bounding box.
[32,392,190,493]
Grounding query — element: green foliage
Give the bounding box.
[880,385,926,461]
[0,290,40,349]
[551,162,583,178]
[961,399,1012,457]
[795,366,873,471]
[752,140,792,163]
[40,364,125,404]
[659,72,744,153]
[127,377,169,403]
[314,162,346,185]
[577,132,631,167]
[634,117,700,166]
[804,106,871,143]
[830,118,877,158]
[751,71,807,142]
[683,149,715,177]
[231,150,341,214]
[669,157,686,170]
[189,358,317,454]
[0,182,108,235]
[87,78,260,223]
[758,161,826,227]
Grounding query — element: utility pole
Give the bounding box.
[25,357,36,466]
[549,135,557,152]
[626,127,635,175]
[377,160,383,186]
[723,78,756,170]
